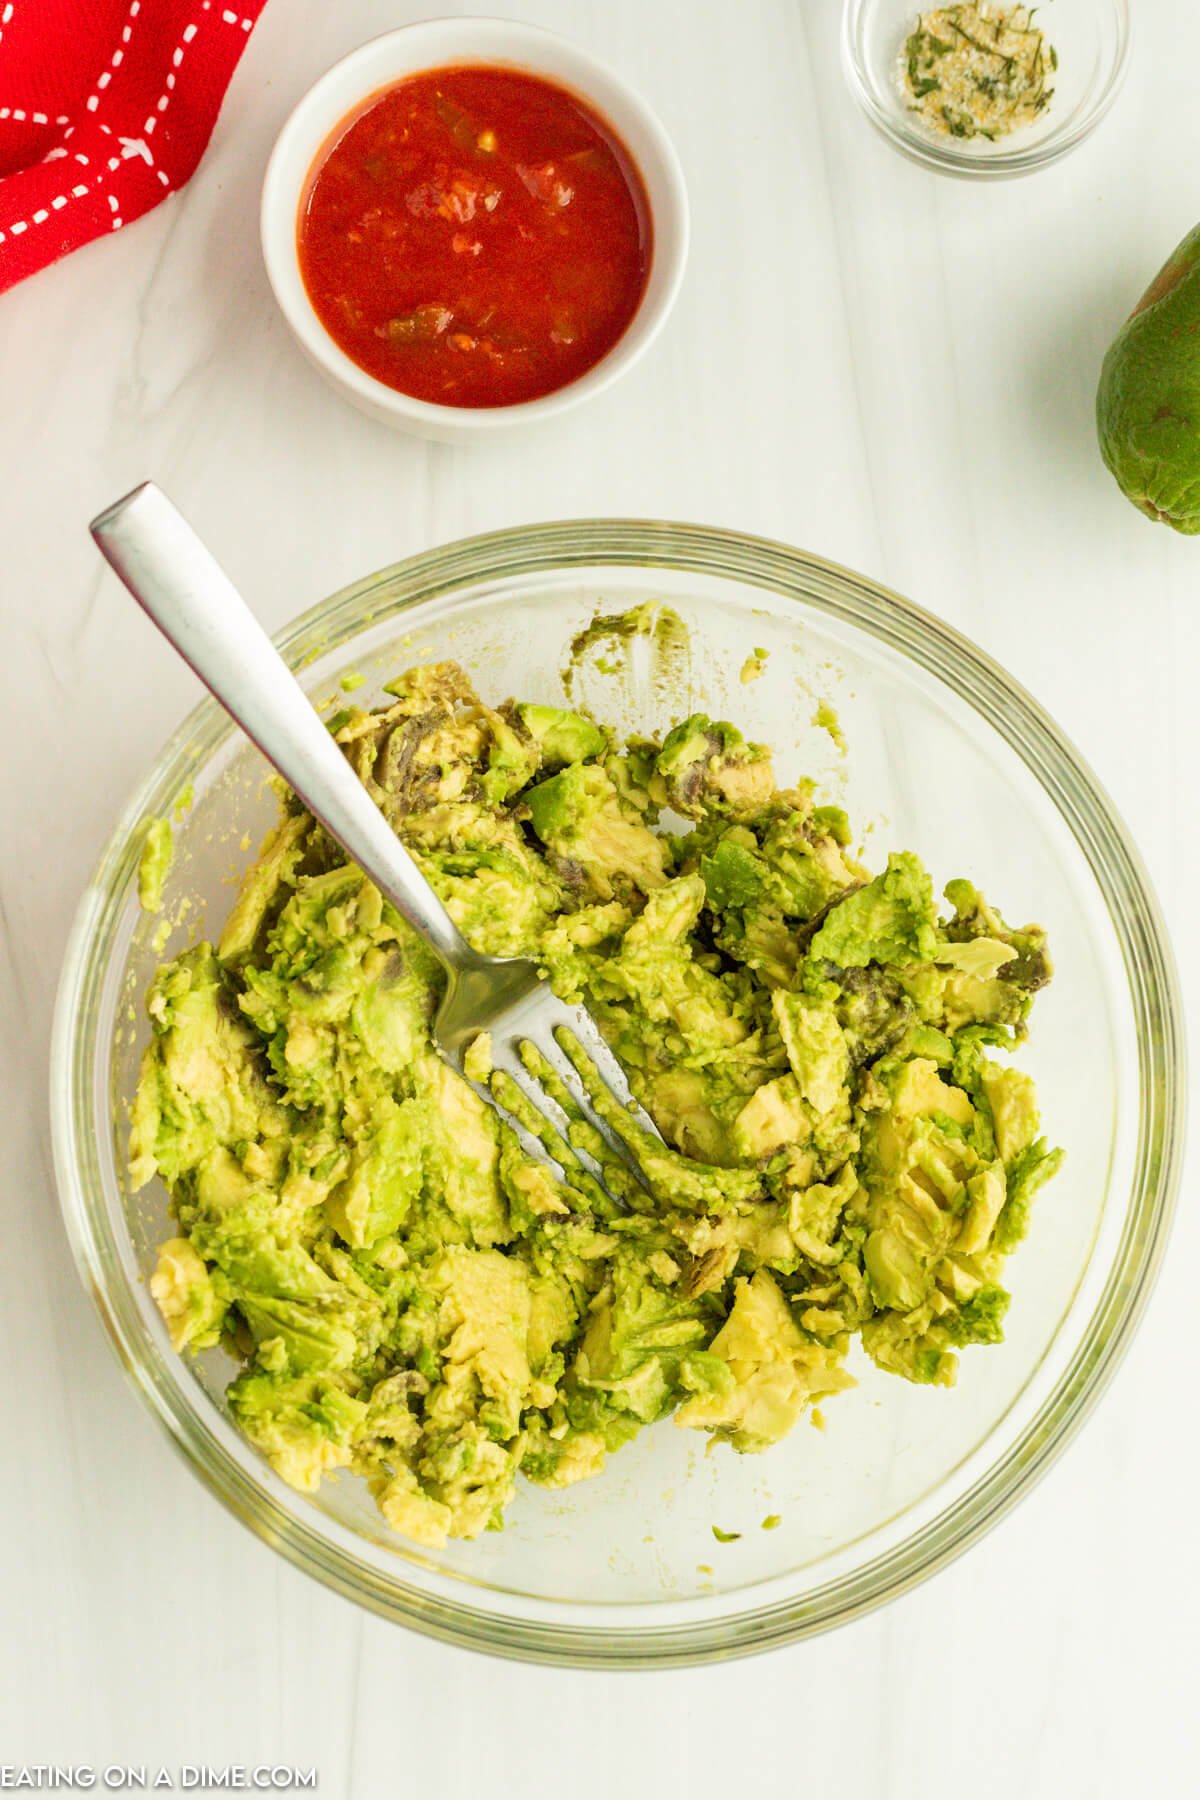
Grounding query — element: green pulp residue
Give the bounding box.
[563,602,691,706]
[131,658,1061,1549]
[813,701,847,755]
[137,816,174,915]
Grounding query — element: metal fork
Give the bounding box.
[90,483,661,1210]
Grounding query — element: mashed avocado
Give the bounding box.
[133,660,1061,1546]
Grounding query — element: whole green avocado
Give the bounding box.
[1097,222,1200,532]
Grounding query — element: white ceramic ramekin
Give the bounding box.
[260,17,689,443]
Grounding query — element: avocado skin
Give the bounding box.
[1097,222,1200,532]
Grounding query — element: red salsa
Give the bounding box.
[298,65,653,408]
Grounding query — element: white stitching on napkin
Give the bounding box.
[80,0,144,119]
[144,15,206,139]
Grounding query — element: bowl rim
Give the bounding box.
[50,517,1185,1667]
[840,0,1133,180]
[259,17,689,437]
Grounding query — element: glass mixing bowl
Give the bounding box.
[51,520,1182,1666]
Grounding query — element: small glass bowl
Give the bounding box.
[842,0,1132,178]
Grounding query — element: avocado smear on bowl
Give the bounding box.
[131,660,1062,1549]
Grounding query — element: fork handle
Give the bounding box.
[90,482,479,975]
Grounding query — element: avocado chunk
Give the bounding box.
[481,709,541,804]
[514,702,607,766]
[657,714,776,819]
[809,851,939,969]
[525,762,668,898]
[700,836,764,910]
[675,1271,851,1450]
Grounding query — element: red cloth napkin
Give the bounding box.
[0,0,267,295]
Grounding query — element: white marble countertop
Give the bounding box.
[2,0,1196,1789]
